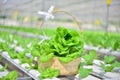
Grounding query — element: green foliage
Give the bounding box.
[0,71,18,80]
[29,27,84,79]
[112,61,120,67]
[112,40,120,50]
[101,56,118,72]
[0,63,8,71]
[0,42,8,51]
[39,53,54,62]
[0,25,56,37]
[83,50,98,65]
[37,27,84,63]
[84,31,120,50]
[99,35,111,49]
[38,67,60,79]
[30,27,84,63]
[17,51,34,67]
[78,65,92,78]
[58,56,73,63]
[8,49,18,59]
[100,63,114,72]
[104,55,116,64]
[32,62,38,69]
[31,43,41,57]
[1,25,120,50]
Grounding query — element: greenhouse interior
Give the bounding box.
[0,0,120,80]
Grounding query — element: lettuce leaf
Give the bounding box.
[104,55,116,64]
[83,50,98,65]
[37,27,84,63]
[78,65,92,78]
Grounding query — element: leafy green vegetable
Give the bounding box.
[0,71,18,80]
[84,31,120,50]
[99,35,111,49]
[0,63,8,71]
[38,67,60,79]
[58,56,73,63]
[39,53,54,62]
[100,63,114,72]
[104,55,116,64]
[78,65,92,78]
[50,27,84,62]
[31,43,41,57]
[112,61,120,67]
[112,40,120,50]
[1,25,120,50]
[83,50,98,65]
[0,42,8,51]
[100,55,118,72]
[33,27,84,63]
[8,49,17,59]
[32,27,84,79]
[15,51,34,69]
[32,62,38,69]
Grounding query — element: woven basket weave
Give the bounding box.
[38,57,81,75]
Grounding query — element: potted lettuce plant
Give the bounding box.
[31,27,84,78]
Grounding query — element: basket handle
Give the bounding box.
[53,8,82,34]
[36,7,83,42]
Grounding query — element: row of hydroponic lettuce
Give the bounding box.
[0,28,120,80]
[0,25,55,36]
[0,25,120,51]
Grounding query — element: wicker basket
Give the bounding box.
[38,57,81,75]
[37,8,82,76]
